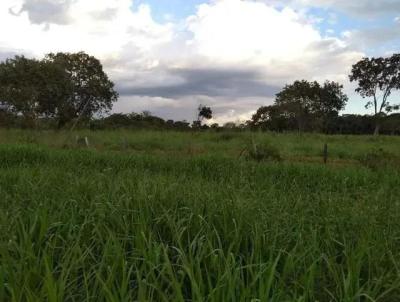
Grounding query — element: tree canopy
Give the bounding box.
[252,80,348,132]
[349,54,400,134]
[198,105,213,121]
[44,52,118,127]
[0,52,118,128]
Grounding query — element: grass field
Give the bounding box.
[1,130,400,301]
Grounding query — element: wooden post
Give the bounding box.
[323,143,328,164]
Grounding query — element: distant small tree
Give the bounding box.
[197,105,212,123]
[223,122,237,129]
[350,54,400,135]
[210,123,219,130]
[192,105,212,129]
[191,120,202,129]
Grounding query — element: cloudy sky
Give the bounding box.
[1,0,399,123]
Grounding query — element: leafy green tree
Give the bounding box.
[250,105,297,131]
[44,52,118,127]
[0,52,118,129]
[349,54,400,135]
[275,80,348,131]
[0,56,43,127]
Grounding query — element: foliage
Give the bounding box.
[276,80,347,116]
[216,132,236,141]
[44,52,118,127]
[349,54,400,134]
[251,80,348,132]
[358,148,398,170]
[194,105,213,128]
[243,139,282,162]
[0,52,118,129]
[0,56,66,127]
[198,105,213,121]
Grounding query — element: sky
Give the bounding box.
[0,0,400,124]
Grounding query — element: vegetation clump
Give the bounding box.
[243,140,282,162]
[358,148,398,170]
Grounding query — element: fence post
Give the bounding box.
[323,143,328,164]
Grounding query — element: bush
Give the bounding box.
[358,148,397,170]
[216,133,236,142]
[242,140,282,162]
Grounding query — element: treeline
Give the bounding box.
[1,52,400,135]
[249,111,400,135]
[95,112,400,135]
[3,108,400,135]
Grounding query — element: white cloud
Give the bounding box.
[180,0,361,86]
[186,1,320,64]
[0,0,173,57]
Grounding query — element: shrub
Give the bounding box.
[216,133,236,142]
[242,140,282,162]
[358,148,397,170]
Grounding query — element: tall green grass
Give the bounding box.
[1,129,400,160]
[0,132,400,300]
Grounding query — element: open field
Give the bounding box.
[1,130,400,301]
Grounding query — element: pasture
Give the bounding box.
[0,130,400,301]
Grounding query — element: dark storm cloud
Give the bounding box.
[117,68,280,98]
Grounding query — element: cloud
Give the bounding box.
[117,67,280,98]
[342,21,400,52]
[272,0,400,17]
[1,0,174,56]
[321,0,400,16]
[186,1,321,65]
[17,0,73,25]
[0,48,19,62]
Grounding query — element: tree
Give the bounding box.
[192,105,212,129]
[275,80,348,132]
[44,52,118,127]
[0,56,45,127]
[349,54,400,135]
[250,105,297,131]
[197,105,212,123]
[210,123,220,130]
[0,52,118,129]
